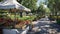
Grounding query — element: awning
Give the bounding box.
[0,0,31,12]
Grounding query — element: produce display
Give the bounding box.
[0,13,36,29]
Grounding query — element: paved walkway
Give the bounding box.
[27,17,60,34]
[3,17,60,34]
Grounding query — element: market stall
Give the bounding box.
[0,0,31,28]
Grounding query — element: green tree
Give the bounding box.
[17,0,38,17]
[0,0,2,2]
[48,0,60,15]
[37,3,51,15]
[37,4,45,15]
[20,0,37,10]
[17,0,22,3]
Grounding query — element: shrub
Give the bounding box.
[57,19,60,24]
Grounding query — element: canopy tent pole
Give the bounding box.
[20,11,23,17]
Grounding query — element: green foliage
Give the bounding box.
[37,3,51,16]
[57,19,60,24]
[20,0,37,10]
[37,4,45,14]
[48,15,60,20]
[17,0,22,3]
[48,0,60,15]
[0,0,2,2]
[20,16,36,21]
[8,13,36,21]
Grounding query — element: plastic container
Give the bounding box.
[3,29,17,34]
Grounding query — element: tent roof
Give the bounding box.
[0,0,31,11]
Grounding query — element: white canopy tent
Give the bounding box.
[0,0,31,11]
[0,0,31,28]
